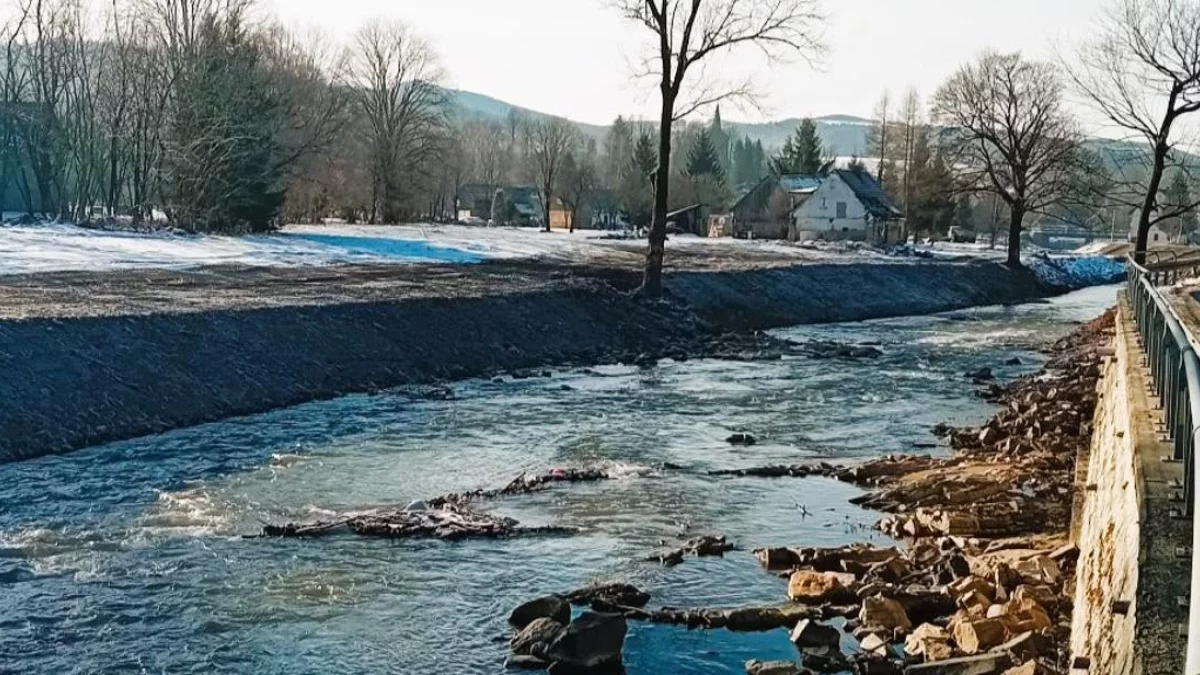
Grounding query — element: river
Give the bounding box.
[0,285,1118,675]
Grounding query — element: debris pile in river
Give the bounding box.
[648,534,735,566]
[258,467,612,541]
[709,462,841,478]
[259,500,575,540]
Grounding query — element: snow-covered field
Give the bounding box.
[0,220,1130,284]
[0,223,545,275]
[0,222,849,275]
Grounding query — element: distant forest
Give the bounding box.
[2,0,1195,242]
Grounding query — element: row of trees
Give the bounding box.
[612,0,1200,291]
[855,0,1200,268]
[1,0,356,232]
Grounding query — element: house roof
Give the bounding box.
[778,175,822,192]
[833,168,901,219]
[667,204,702,219]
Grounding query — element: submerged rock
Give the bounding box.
[650,534,735,565]
[745,660,806,675]
[965,368,994,382]
[506,654,553,670]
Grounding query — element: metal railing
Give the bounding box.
[1125,257,1200,674]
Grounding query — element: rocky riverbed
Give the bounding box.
[501,309,1114,675]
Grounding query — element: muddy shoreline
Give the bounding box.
[0,260,1055,462]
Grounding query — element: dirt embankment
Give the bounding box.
[0,260,1053,462]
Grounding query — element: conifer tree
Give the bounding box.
[770,118,823,176]
[685,128,725,182]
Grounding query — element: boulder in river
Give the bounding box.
[547,612,627,672]
[726,433,758,446]
[565,583,650,610]
[858,595,912,633]
[904,623,952,662]
[510,595,572,630]
[788,570,851,603]
[511,617,566,657]
[790,618,842,652]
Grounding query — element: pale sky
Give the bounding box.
[267,0,1107,125]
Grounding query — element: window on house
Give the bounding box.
[1154,233,1160,242]
[821,198,827,209]
[836,202,847,219]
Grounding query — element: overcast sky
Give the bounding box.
[268,0,1104,125]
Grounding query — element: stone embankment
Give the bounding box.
[0,259,1055,462]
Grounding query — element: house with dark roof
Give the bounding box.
[457,184,544,226]
[729,175,823,239]
[792,168,903,243]
[727,168,902,243]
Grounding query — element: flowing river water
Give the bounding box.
[0,285,1118,675]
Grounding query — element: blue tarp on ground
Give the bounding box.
[1029,255,1127,289]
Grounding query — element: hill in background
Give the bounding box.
[447,88,872,154]
[448,88,1173,170]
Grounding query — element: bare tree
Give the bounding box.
[525,116,576,232]
[932,51,1080,267]
[614,0,824,295]
[557,150,599,233]
[1068,0,1200,261]
[898,88,921,232]
[461,119,506,186]
[345,19,446,224]
[868,91,890,187]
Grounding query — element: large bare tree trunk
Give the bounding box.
[1006,205,1024,268]
[641,100,673,296]
[1134,136,1171,264]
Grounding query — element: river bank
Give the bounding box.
[0,259,1070,462]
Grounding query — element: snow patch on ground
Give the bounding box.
[0,222,512,275]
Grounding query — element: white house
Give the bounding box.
[790,168,903,243]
